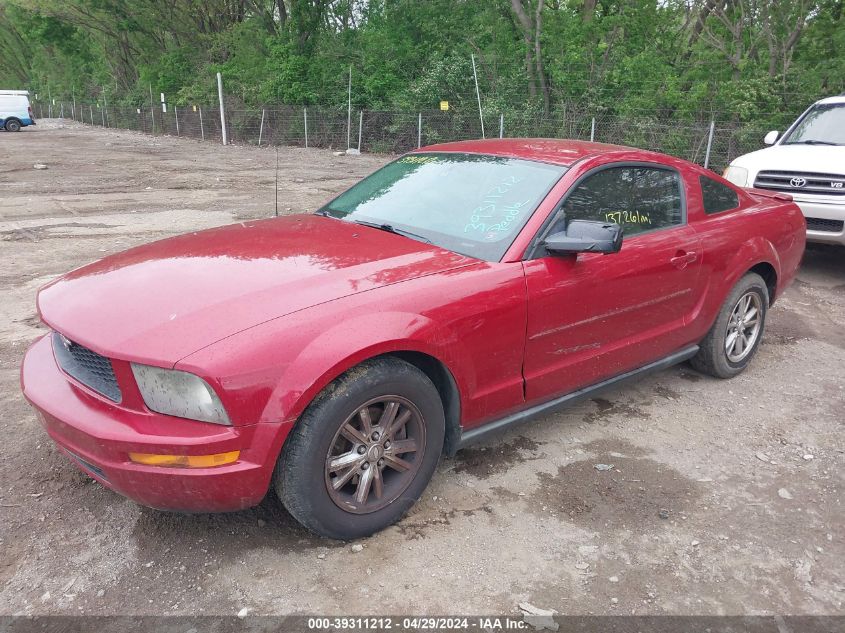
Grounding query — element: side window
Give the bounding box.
[700,176,739,215]
[558,166,683,237]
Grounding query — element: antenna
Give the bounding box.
[274,146,279,217]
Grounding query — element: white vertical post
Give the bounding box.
[471,54,485,139]
[199,107,205,141]
[174,107,180,136]
[71,86,75,120]
[590,117,596,142]
[346,65,352,149]
[149,83,155,134]
[417,113,422,148]
[89,105,93,125]
[704,120,715,169]
[258,108,265,146]
[101,106,105,127]
[358,110,363,152]
[102,89,109,127]
[499,113,504,139]
[217,72,228,145]
[304,108,308,148]
[60,102,64,118]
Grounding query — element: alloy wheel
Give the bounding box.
[725,291,762,363]
[324,396,425,514]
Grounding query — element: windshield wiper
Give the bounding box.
[350,219,432,244]
[784,140,841,146]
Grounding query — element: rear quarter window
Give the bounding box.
[700,176,740,215]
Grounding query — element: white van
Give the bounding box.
[0,90,36,132]
[723,95,845,246]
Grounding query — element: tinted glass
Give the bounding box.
[782,103,845,145]
[700,176,739,214]
[557,166,683,236]
[320,153,566,261]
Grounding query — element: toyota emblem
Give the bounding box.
[790,177,807,188]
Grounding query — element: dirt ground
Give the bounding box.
[0,121,842,618]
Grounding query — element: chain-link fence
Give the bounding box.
[34,100,771,172]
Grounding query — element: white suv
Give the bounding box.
[724,95,845,246]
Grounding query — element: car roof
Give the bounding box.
[413,138,654,167]
[815,95,845,105]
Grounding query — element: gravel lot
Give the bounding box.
[1,121,843,617]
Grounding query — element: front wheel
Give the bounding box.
[4,119,21,132]
[691,272,769,379]
[275,357,445,540]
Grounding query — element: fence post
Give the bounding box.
[90,105,94,125]
[499,114,504,139]
[590,117,596,142]
[258,108,265,146]
[101,106,105,127]
[704,120,715,169]
[358,110,363,152]
[216,73,228,145]
[174,107,180,136]
[304,108,308,148]
[417,113,422,148]
[149,84,156,134]
[199,107,205,141]
[60,102,64,118]
[346,65,352,149]
[471,53,485,139]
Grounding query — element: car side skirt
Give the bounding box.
[452,345,699,454]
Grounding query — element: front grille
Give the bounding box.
[754,170,845,196]
[806,217,845,233]
[52,332,122,402]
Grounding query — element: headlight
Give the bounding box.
[131,363,231,425]
[723,165,749,187]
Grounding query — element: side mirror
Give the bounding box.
[543,219,623,255]
[763,130,779,145]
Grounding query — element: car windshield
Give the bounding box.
[782,103,845,146]
[318,152,566,261]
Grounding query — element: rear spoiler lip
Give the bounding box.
[745,187,793,202]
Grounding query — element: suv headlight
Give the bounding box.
[131,363,231,425]
[723,165,749,187]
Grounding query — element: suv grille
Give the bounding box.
[754,171,845,196]
[806,217,845,233]
[52,332,122,402]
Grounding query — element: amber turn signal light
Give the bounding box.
[128,450,240,468]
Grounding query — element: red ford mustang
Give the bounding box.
[21,139,805,539]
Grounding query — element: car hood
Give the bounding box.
[38,214,475,365]
[732,144,845,174]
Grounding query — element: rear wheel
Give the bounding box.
[4,119,21,132]
[275,357,444,540]
[691,272,768,378]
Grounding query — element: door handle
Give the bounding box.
[670,250,698,269]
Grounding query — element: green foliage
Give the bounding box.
[1,0,843,132]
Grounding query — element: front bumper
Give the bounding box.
[21,334,289,512]
[792,197,845,246]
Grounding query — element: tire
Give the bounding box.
[4,119,21,132]
[275,357,445,540]
[691,272,769,379]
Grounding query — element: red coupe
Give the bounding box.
[21,139,805,539]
